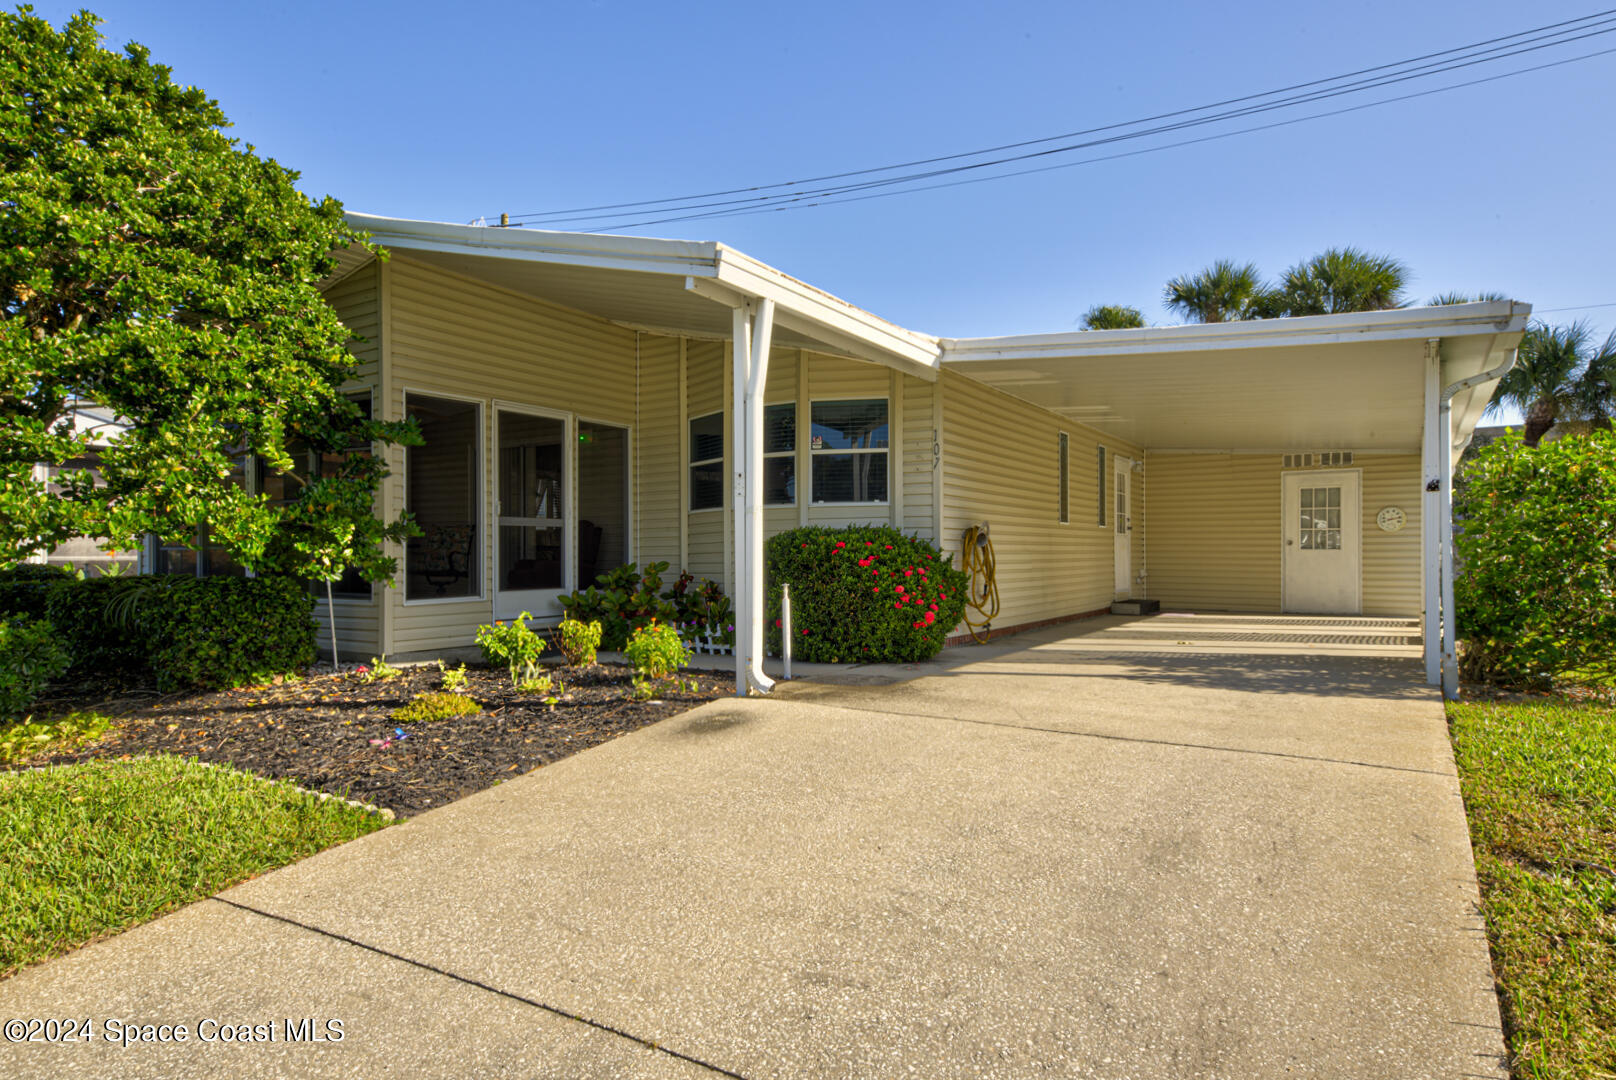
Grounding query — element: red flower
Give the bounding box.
[873,586,881,593]
[895,585,905,593]
[774,618,781,627]
[834,541,845,548]
[802,628,810,635]
[884,544,893,549]
[893,602,902,609]
[929,603,938,611]
[866,541,874,546]
[800,543,808,548]
[913,621,922,628]
[924,611,936,624]
[904,569,914,577]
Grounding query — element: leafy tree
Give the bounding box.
[1162,259,1267,323]
[1489,320,1616,446]
[1260,247,1408,317]
[1080,304,1145,330]
[0,9,415,585]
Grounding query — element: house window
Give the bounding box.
[405,393,481,601]
[1097,446,1107,527]
[1058,432,1069,524]
[811,399,887,504]
[689,411,724,511]
[39,455,138,577]
[160,453,250,578]
[764,402,795,506]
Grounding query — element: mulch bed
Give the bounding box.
[21,663,729,817]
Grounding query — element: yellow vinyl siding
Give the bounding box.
[381,256,645,652]
[634,335,681,569]
[325,261,381,382]
[1145,454,1283,612]
[1145,452,1424,616]
[939,369,1140,629]
[901,374,936,541]
[1360,454,1423,616]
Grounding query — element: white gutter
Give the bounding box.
[1436,346,1520,699]
[941,301,1530,362]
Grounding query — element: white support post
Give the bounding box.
[731,305,752,697]
[1440,416,1460,698]
[1421,340,1442,686]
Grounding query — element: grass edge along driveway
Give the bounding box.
[0,756,390,979]
[1449,700,1616,1080]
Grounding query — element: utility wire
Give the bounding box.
[560,29,1616,231]
[493,9,1616,230]
[500,7,1616,222]
[579,43,1616,232]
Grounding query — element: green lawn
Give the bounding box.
[0,756,389,978]
[1448,700,1616,1079]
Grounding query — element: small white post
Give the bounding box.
[781,583,792,680]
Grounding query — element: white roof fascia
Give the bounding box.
[711,247,942,381]
[345,213,724,280]
[940,301,1532,363]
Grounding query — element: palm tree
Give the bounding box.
[1429,291,1507,306]
[1162,260,1267,323]
[1081,304,1145,330]
[1490,320,1616,446]
[1266,247,1409,316]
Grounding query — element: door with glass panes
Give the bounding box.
[1281,469,1361,614]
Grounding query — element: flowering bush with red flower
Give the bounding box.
[764,525,968,663]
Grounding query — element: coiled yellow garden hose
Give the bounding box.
[960,524,999,644]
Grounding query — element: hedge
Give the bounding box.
[41,574,315,690]
[764,525,969,663]
[0,565,78,620]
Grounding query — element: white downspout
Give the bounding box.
[746,299,777,694]
[1437,346,1519,699]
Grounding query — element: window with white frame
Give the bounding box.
[810,399,888,504]
[1058,432,1069,524]
[763,402,795,506]
[689,411,724,511]
[404,393,481,601]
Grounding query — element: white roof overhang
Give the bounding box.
[339,214,941,381]
[940,302,1530,462]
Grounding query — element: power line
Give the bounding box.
[566,40,1616,232]
[1534,301,1616,313]
[499,7,1616,222]
[491,9,1616,230]
[575,46,1616,234]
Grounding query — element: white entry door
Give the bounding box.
[1281,469,1361,614]
[1114,455,1132,597]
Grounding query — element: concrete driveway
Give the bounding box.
[0,616,1505,1079]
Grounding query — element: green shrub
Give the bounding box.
[556,617,603,666]
[438,662,469,691]
[664,572,734,647]
[42,575,155,672]
[41,575,315,690]
[558,561,676,651]
[0,617,72,719]
[392,691,480,724]
[475,613,547,684]
[623,621,691,681]
[0,564,79,619]
[1456,430,1616,687]
[147,576,316,690]
[764,525,969,663]
[0,710,111,764]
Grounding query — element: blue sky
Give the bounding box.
[38,1,1615,369]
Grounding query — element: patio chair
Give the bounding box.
[417,523,474,594]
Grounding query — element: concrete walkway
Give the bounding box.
[0,619,1505,1079]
